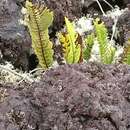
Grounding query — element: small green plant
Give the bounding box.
[24,0,54,69]
[58,17,82,64]
[23,0,130,69]
[94,18,116,64]
[83,33,95,61]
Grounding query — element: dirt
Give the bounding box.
[1,62,130,130]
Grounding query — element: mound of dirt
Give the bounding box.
[1,62,130,130]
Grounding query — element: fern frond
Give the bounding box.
[25,1,54,69]
[58,17,81,64]
[94,18,116,64]
[83,33,95,61]
[120,43,130,64]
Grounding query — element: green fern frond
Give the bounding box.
[94,18,116,64]
[83,33,95,61]
[120,43,130,64]
[58,17,81,64]
[25,1,54,69]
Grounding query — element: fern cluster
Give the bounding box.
[23,0,130,70]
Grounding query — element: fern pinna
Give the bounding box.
[58,17,82,64]
[25,1,54,69]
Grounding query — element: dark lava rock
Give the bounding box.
[117,10,130,45]
[44,0,127,30]
[0,0,24,39]
[0,0,31,70]
[82,0,126,15]
[1,62,130,130]
[103,9,130,46]
[44,0,83,31]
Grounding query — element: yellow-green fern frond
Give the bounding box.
[25,1,54,69]
[58,17,81,64]
[83,33,95,61]
[120,43,130,64]
[94,18,116,64]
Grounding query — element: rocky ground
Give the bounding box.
[1,62,130,130]
[1,0,130,130]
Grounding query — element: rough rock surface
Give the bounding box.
[118,9,130,45]
[0,0,31,70]
[1,62,130,130]
[43,0,127,30]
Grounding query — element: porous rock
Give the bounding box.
[0,0,31,70]
[1,62,130,130]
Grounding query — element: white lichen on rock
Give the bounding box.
[0,62,42,84]
[75,17,93,35]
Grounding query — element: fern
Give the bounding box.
[24,1,54,69]
[83,33,95,61]
[58,17,81,64]
[94,18,116,64]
